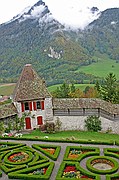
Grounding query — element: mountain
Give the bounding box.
[0,0,119,85]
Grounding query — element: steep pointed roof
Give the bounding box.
[13,64,51,101]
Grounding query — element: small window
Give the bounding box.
[24,102,29,110]
[37,101,41,109]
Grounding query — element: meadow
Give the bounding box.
[76,58,119,79]
[0,83,94,96]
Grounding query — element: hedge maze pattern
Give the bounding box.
[1,142,119,179]
[0,142,55,180]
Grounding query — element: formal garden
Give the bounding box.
[0,139,119,180]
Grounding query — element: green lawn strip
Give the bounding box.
[104,148,119,159]
[1,130,117,144]
[63,146,100,161]
[86,156,119,175]
[0,142,26,152]
[32,144,61,160]
[56,161,100,180]
[8,162,54,180]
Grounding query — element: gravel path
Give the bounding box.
[0,139,119,180]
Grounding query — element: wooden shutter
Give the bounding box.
[21,102,24,112]
[33,102,37,111]
[29,102,32,111]
[41,101,44,110]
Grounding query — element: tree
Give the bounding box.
[95,73,118,103]
[85,115,102,132]
[52,82,70,98]
[13,115,25,132]
[70,83,76,93]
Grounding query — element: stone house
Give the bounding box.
[1,64,119,133]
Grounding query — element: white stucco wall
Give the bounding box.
[53,116,119,134]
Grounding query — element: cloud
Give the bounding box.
[44,0,119,29]
[0,0,38,24]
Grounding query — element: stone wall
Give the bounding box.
[53,115,119,134]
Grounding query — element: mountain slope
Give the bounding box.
[79,8,119,60]
[0,1,119,85]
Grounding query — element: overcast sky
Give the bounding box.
[0,0,119,28]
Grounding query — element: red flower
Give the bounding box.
[64,166,76,172]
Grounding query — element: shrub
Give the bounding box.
[85,115,102,132]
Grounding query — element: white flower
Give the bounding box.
[44,136,49,139]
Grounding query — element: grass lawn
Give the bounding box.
[22,129,119,142]
[76,58,119,79]
[0,83,16,96]
[48,84,94,92]
[0,83,94,96]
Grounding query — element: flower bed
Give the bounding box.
[62,165,93,179]
[4,150,33,165]
[64,146,100,161]
[68,149,92,159]
[32,144,61,160]
[56,161,99,180]
[28,167,47,175]
[43,148,55,155]
[8,152,29,162]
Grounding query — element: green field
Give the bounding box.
[0,83,16,96]
[76,58,119,79]
[0,83,94,96]
[48,84,94,92]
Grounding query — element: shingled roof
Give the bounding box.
[0,103,17,119]
[53,98,119,115]
[13,64,51,102]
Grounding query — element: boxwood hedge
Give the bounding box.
[8,162,54,180]
[86,156,119,175]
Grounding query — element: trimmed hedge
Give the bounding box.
[104,148,119,159]
[86,156,119,175]
[8,162,54,180]
[0,141,26,152]
[106,173,119,180]
[32,144,61,161]
[56,161,100,180]
[28,152,49,167]
[1,164,26,174]
[0,136,114,145]
[115,140,119,146]
[3,150,33,165]
[63,146,100,162]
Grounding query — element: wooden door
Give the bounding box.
[25,117,31,129]
[37,116,43,125]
